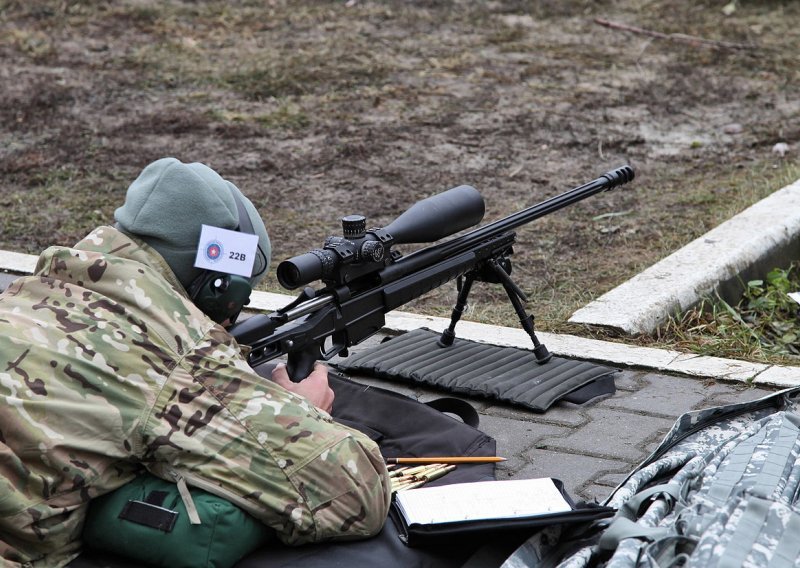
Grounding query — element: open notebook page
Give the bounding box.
[394,477,572,525]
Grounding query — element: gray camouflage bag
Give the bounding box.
[501,386,800,568]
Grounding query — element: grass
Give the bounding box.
[0,166,121,249]
[650,263,800,365]
[1,0,799,367]
[207,104,311,130]
[222,49,390,101]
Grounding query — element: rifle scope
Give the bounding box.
[378,165,635,284]
[277,185,485,289]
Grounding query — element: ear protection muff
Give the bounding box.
[188,188,258,325]
[188,271,252,326]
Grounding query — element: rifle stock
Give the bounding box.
[230,166,635,380]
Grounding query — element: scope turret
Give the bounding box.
[276,185,485,289]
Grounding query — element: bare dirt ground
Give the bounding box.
[1,0,798,345]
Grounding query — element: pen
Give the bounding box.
[386,456,506,465]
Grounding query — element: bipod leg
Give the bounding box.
[486,259,552,364]
[438,273,476,347]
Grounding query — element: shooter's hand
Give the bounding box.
[271,363,335,414]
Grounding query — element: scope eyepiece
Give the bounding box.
[277,249,336,289]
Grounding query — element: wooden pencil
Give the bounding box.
[386,456,505,465]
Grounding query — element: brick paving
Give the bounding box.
[344,363,780,504]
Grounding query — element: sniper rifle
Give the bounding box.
[229,165,635,380]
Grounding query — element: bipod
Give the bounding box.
[437,257,552,364]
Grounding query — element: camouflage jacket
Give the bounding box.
[0,226,391,568]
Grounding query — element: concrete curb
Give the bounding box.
[0,250,37,273]
[569,177,800,334]
[5,251,799,389]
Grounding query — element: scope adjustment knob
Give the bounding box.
[341,215,366,239]
[361,240,385,262]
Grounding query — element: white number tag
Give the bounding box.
[194,225,259,277]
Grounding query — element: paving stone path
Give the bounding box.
[343,359,779,503]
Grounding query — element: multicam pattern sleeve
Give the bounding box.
[0,226,390,567]
[142,323,392,544]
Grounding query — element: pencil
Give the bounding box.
[385,456,506,465]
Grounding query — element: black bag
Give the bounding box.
[235,371,501,568]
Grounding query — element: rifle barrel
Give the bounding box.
[379,165,634,283]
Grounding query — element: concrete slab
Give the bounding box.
[752,364,800,388]
[513,450,631,499]
[613,372,647,391]
[699,384,779,407]
[482,402,589,428]
[479,415,571,473]
[570,176,800,335]
[583,484,617,502]
[603,373,711,417]
[0,250,37,273]
[539,408,675,462]
[0,271,22,291]
[594,473,629,487]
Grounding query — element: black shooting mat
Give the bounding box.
[335,328,618,413]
